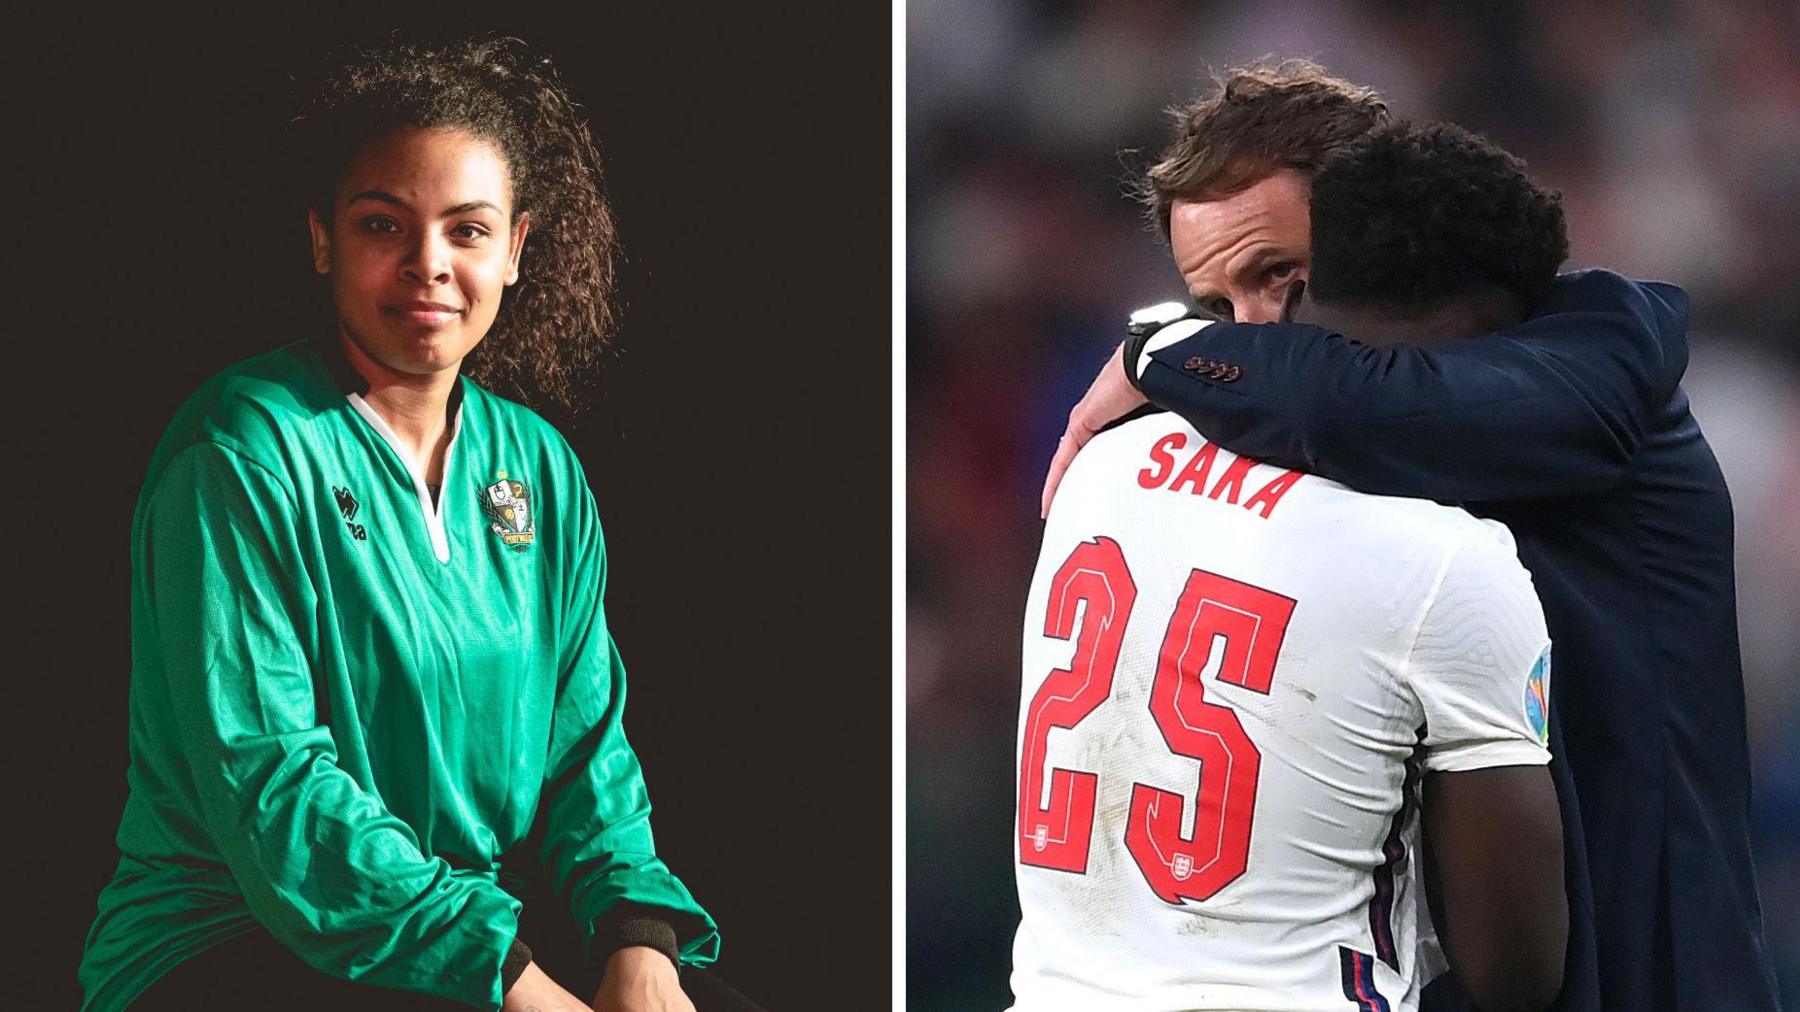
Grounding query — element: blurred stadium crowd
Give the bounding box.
[905,1,1800,1007]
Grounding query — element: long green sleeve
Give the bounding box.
[538,482,720,966]
[142,442,520,1008]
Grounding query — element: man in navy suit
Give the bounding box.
[1042,61,1779,1011]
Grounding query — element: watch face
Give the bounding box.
[1126,300,1192,335]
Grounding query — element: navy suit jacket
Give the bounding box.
[1137,269,1778,1011]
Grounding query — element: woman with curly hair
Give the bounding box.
[77,36,746,1012]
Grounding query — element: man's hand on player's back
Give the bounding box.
[1042,343,1146,518]
[1424,765,1567,1012]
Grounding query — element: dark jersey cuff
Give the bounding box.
[500,936,534,995]
[592,905,681,969]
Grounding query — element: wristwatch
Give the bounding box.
[1122,300,1213,391]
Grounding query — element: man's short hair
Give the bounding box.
[1308,121,1570,315]
[1139,59,1390,239]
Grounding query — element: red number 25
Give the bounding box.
[1019,536,1296,903]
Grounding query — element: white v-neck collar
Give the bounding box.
[346,391,465,565]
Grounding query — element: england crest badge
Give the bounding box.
[481,470,536,549]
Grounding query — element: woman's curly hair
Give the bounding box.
[290,35,615,413]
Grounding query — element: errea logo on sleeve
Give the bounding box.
[480,470,536,549]
[332,485,367,542]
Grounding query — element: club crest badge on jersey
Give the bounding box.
[1524,648,1551,744]
[481,470,536,549]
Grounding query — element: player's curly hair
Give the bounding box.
[1137,59,1389,240]
[1308,120,1569,314]
[289,35,615,413]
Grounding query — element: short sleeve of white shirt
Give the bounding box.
[1405,519,1555,773]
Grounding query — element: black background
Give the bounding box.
[9,4,890,1008]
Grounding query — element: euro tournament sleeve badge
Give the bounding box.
[481,470,536,549]
[1524,647,1552,745]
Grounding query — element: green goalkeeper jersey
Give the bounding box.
[78,336,716,1011]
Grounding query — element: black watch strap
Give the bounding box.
[1121,332,1153,393]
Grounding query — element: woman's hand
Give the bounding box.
[590,946,694,1012]
[502,960,593,1012]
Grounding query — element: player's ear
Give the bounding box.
[308,209,332,275]
[504,212,530,287]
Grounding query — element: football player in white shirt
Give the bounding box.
[1012,121,1568,1012]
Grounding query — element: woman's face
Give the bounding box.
[308,126,529,379]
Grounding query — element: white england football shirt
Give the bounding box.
[1012,413,1553,1012]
